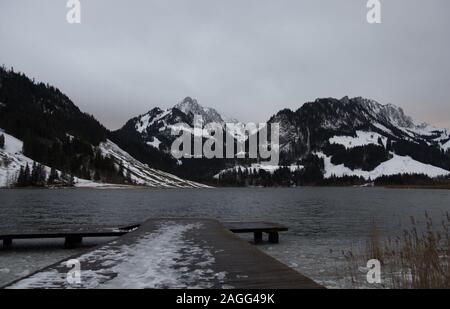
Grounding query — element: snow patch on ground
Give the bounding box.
[329,131,387,149]
[1,129,23,154]
[372,123,394,136]
[441,139,450,151]
[8,223,227,289]
[316,152,450,180]
[0,129,108,188]
[73,179,134,189]
[0,130,36,187]
[407,122,446,137]
[149,109,172,127]
[135,114,151,133]
[146,137,161,149]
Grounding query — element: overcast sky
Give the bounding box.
[1,0,449,130]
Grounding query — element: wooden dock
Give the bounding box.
[3,219,323,289]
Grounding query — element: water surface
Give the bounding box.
[1,187,449,288]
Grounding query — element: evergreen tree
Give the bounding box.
[16,163,31,187]
[69,175,75,186]
[16,166,25,187]
[378,137,383,146]
[94,170,101,181]
[126,168,133,184]
[24,163,31,185]
[29,162,46,186]
[48,167,59,185]
[30,162,38,185]
[118,161,124,177]
[0,134,4,149]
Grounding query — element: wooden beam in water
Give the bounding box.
[3,238,12,247]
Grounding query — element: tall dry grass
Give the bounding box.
[343,213,450,289]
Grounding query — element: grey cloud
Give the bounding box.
[1,0,449,129]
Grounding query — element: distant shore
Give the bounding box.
[382,184,450,190]
[3,183,450,190]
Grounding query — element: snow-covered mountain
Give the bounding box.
[116,95,450,184]
[0,67,208,188]
[3,66,448,186]
[262,96,450,180]
[117,97,248,155]
[271,97,450,158]
[111,97,256,183]
[0,129,207,188]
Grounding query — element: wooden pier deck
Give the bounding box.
[3,219,323,289]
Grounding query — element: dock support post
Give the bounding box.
[3,238,12,247]
[254,232,263,244]
[268,232,279,244]
[65,236,83,249]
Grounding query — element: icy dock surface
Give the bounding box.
[6,219,322,289]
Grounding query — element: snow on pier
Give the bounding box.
[4,219,322,289]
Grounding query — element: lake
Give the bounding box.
[1,187,450,288]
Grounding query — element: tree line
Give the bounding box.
[15,162,74,187]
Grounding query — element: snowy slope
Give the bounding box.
[0,129,208,188]
[316,152,450,180]
[0,129,97,188]
[99,140,209,188]
[0,130,31,187]
[442,139,450,151]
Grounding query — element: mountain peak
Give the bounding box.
[350,97,417,129]
[175,97,201,114]
[174,97,224,124]
[182,96,197,104]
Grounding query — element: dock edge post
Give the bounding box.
[3,238,13,247]
[268,232,279,244]
[254,232,263,244]
[65,236,83,249]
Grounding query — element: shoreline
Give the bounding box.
[2,182,450,190]
[381,184,450,190]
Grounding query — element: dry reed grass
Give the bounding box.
[343,213,450,289]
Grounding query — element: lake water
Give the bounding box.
[1,187,450,288]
